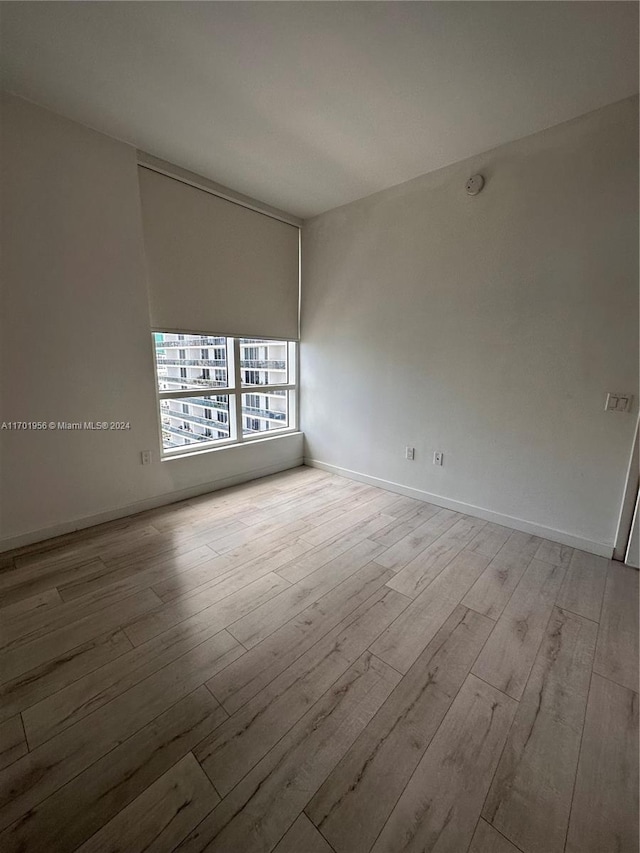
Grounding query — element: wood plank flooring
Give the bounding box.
[0,466,637,853]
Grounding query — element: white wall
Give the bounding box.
[301,96,639,555]
[0,94,302,550]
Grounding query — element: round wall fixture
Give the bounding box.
[465,174,485,196]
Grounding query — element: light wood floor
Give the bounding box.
[0,466,638,853]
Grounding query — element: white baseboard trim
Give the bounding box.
[1,458,304,553]
[304,458,613,558]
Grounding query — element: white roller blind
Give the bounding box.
[138,167,299,339]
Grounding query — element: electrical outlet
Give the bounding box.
[405,446,415,460]
[433,451,444,466]
[605,393,633,413]
[141,450,153,465]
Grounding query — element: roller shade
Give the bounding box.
[138,167,299,339]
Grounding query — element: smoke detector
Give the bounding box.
[465,174,485,196]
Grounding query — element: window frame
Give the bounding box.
[152,330,298,458]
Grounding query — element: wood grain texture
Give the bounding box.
[300,492,408,548]
[1,687,227,853]
[22,625,241,747]
[196,587,407,795]
[0,716,27,771]
[370,674,517,853]
[0,553,15,570]
[466,523,512,558]
[370,549,490,673]
[483,607,598,853]
[0,468,633,853]
[179,653,399,853]
[207,561,393,714]
[535,539,573,568]
[149,551,237,602]
[593,560,639,692]
[247,480,380,529]
[275,515,393,584]
[0,587,61,618]
[373,508,459,571]
[472,559,566,700]
[468,820,521,853]
[0,558,114,608]
[369,503,442,549]
[234,479,360,529]
[95,520,248,571]
[565,674,639,853]
[0,630,235,830]
[462,530,543,621]
[123,571,290,647]
[555,549,608,623]
[61,544,223,603]
[0,628,132,724]
[2,579,163,650]
[274,814,333,853]
[386,515,487,598]
[0,588,161,684]
[153,537,308,604]
[229,538,384,648]
[12,524,159,573]
[306,606,494,853]
[75,753,219,853]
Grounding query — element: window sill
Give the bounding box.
[161,430,303,462]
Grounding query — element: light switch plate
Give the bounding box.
[605,393,633,413]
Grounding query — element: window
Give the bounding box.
[240,339,288,386]
[241,389,287,436]
[153,332,296,454]
[155,337,228,391]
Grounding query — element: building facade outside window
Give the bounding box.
[153,332,296,454]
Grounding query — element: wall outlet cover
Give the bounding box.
[605,393,633,413]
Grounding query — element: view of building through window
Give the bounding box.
[153,333,295,452]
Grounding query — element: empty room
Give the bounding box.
[0,2,638,852]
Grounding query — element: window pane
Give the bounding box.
[154,332,229,391]
[160,395,231,450]
[241,390,288,436]
[240,338,288,386]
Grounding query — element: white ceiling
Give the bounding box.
[1,2,637,219]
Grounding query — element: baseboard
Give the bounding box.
[304,458,613,558]
[0,457,304,553]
